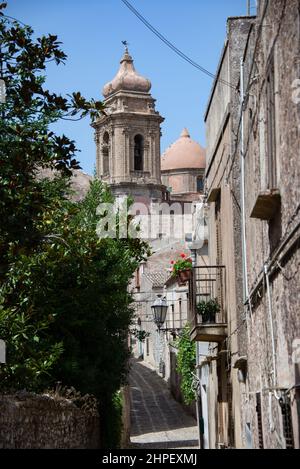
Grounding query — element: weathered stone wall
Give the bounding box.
[242,0,300,449]
[204,0,300,449]
[205,15,255,449]
[0,393,100,449]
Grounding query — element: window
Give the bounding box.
[197,176,204,193]
[179,299,182,328]
[215,195,224,311]
[134,134,144,171]
[280,396,295,449]
[215,195,222,265]
[158,209,163,239]
[170,210,175,238]
[266,56,277,189]
[245,423,253,449]
[135,268,140,290]
[102,132,109,175]
[256,393,264,449]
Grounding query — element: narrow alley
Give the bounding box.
[129,359,199,449]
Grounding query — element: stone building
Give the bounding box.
[189,0,300,449]
[240,0,300,449]
[92,46,165,204]
[191,14,256,450]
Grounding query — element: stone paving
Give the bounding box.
[129,359,199,449]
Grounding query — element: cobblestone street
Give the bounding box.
[129,359,199,449]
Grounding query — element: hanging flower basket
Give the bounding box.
[178,269,192,284]
[170,253,193,285]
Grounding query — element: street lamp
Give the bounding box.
[151,295,168,330]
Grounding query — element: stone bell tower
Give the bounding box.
[92,45,165,203]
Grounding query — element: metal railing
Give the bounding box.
[188,266,227,327]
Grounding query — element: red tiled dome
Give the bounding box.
[161,129,206,171]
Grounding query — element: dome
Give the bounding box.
[161,129,206,171]
[102,48,151,98]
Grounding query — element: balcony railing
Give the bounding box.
[188,266,227,342]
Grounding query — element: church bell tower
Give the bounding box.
[92,45,165,204]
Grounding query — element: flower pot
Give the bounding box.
[197,299,220,324]
[201,311,217,324]
[177,269,192,285]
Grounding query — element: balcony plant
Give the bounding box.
[170,254,193,284]
[196,298,220,324]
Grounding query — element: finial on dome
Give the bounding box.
[180,128,190,138]
[121,40,129,54]
[120,40,133,65]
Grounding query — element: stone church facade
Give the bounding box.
[92,46,165,204]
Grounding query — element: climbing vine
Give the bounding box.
[175,324,196,405]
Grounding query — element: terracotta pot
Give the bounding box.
[178,269,192,284]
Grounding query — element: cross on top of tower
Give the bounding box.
[121,40,129,53]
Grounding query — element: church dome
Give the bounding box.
[161,128,206,171]
[102,47,151,98]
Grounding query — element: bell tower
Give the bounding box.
[92,45,165,203]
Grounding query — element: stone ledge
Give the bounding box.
[250,190,281,220]
[190,323,227,342]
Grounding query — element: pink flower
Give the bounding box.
[180,253,186,259]
[171,261,175,265]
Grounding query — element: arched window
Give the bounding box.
[197,176,204,193]
[102,132,109,175]
[134,134,144,171]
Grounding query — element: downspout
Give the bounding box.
[190,248,204,449]
[196,343,205,449]
[240,58,250,306]
[240,58,253,354]
[264,264,285,447]
[264,264,279,399]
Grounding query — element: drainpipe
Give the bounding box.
[264,264,279,397]
[195,345,205,449]
[240,58,250,306]
[264,263,286,448]
[247,0,251,16]
[190,248,204,449]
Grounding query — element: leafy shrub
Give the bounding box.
[102,390,123,448]
[196,298,220,323]
[175,324,196,405]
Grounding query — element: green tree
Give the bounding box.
[0,4,149,447]
[0,2,105,277]
[175,325,196,405]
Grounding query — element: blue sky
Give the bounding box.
[7,0,251,174]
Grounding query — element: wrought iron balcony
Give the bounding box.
[188,266,227,342]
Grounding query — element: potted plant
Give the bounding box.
[196,298,220,324]
[170,254,193,284]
